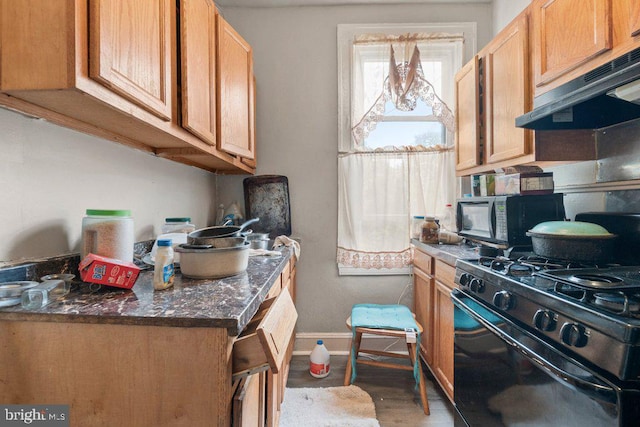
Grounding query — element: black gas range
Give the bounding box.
[452,212,640,427]
[456,256,640,381]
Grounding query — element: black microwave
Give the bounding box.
[456,194,566,247]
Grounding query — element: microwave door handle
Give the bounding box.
[452,292,617,403]
[489,200,496,239]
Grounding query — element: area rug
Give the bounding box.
[279,385,380,427]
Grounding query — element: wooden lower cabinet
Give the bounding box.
[412,248,455,403]
[233,372,266,427]
[433,273,455,401]
[0,257,297,427]
[233,257,297,426]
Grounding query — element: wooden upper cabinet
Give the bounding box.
[484,13,532,163]
[217,15,255,160]
[179,0,217,145]
[532,0,612,88]
[241,76,258,168]
[455,56,481,171]
[631,0,640,37]
[89,0,174,121]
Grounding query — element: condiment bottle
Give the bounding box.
[441,203,456,232]
[420,217,439,244]
[153,239,175,291]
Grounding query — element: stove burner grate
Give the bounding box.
[594,292,640,315]
[568,274,624,289]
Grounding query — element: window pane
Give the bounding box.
[363,99,445,149]
[384,100,432,117]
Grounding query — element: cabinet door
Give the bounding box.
[217,16,255,159]
[89,0,174,120]
[533,0,612,87]
[180,0,216,145]
[434,279,455,402]
[242,76,258,168]
[631,0,640,37]
[233,372,265,427]
[484,13,531,163]
[455,56,481,171]
[414,267,434,367]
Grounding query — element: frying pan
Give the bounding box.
[187,218,259,245]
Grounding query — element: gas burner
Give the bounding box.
[568,274,624,289]
[594,292,640,315]
[478,256,511,271]
[517,255,566,269]
[516,255,601,270]
[506,263,534,277]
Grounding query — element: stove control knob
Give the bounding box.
[560,322,588,348]
[533,309,557,332]
[469,278,485,294]
[492,291,515,311]
[459,273,473,288]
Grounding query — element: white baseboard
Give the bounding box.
[293,332,409,356]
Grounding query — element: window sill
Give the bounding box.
[338,266,412,276]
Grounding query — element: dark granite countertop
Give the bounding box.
[411,238,480,265]
[0,248,293,336]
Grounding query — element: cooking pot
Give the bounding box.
[175,242,250,279]
[187,218,259,245]
[246,232,270,250]
[526,221,617,262]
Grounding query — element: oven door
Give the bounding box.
[452,289,622,427]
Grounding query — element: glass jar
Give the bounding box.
[161,217,195,234]
[81,209,134,262]
[420,216,439,244]
[21,279,70,310]
[411,216,425,239]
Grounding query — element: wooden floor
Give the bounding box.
[286,355,455,426]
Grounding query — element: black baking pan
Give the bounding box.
[243,175,291,238]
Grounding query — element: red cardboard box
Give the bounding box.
[78,253,141,289]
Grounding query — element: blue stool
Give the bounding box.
[343,304,430,415]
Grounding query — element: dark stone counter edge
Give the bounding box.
[0,246,293,336]
[229,252,292,335]
[411,238,479,265]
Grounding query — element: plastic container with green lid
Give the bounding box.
[81,209,134,261]
[162,217,195,234]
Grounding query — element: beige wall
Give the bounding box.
[0,107,218,264]
[0,2,494,337]
[218,3,493,334]
[493,0,530,34]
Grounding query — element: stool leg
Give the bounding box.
[407,342,430,415]
[344,331,363,386]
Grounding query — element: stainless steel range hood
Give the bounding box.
[516,47,640,130]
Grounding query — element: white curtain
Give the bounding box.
[337,33,460,274]
[337,149,456,272]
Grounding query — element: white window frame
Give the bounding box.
[337,22,477,153]
[337,23,476,276]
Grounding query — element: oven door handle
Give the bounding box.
[452,292,617,402]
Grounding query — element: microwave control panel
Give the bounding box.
[494,201,507,241]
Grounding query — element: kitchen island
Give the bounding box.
[0,247,297,427]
